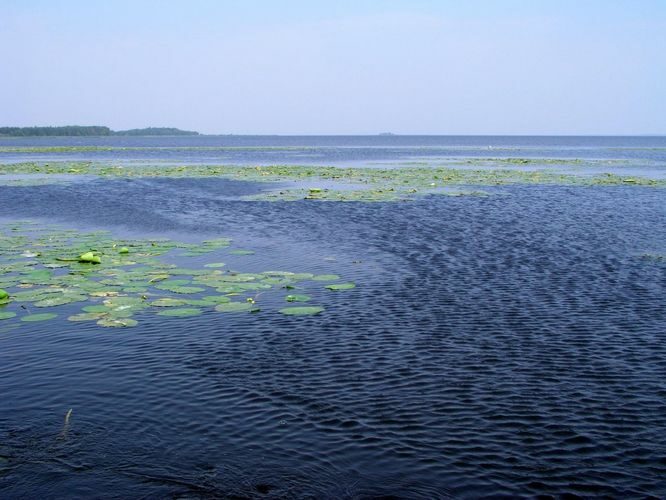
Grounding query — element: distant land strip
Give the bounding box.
[0,126,199,137]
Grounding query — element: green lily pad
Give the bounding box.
[325,283,356,291]
[68,312,105,322]
[82,305,111,313]
[151,298,188,307]
[215,302,259,313]
[312,274,341,281]
[204,262,226,268]
[217,273,259,282]
[289,273,315,280]
[154,279,191,288]
[278,306,324,316]
[261,277,294,285]
[97,317,138,328]
[0,311,17,320]
[103,296,146,308]
[285,294,311,302]
[106,307,137,318]
[202,295,231,304]
[156,308,202,317]
[166,286,206,294]
[34,295,86,307]
[181,299,216,306]
[21,313,58,322]
[235,282,272,291]
[229,249,254,255]
[214,285,246,294]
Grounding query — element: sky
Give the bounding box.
[1,0,665,135]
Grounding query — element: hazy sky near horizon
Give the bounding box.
[1,0,665,135]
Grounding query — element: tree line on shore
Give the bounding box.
[0,126,199,137]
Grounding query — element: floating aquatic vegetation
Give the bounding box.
[156,308,203,317]
[21,313,58,322]
[278,306,324,316]
[325,283,356,291]
[97,317,138,328]
[1,161,664,203]
[214,302,260,313]
[312,274,340,281]
[0,222,349,328]
[151,298,189,307]
[229,249,255,256]
[285,294,311,302]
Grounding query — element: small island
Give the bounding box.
[0,126,200,137]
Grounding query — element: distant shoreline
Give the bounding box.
[0,126,199,137]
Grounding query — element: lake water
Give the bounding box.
[1,137,666,498]
[1,134,666,168]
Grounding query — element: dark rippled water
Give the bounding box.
[1,174,666,498]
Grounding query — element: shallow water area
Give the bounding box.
[1,138,666,498]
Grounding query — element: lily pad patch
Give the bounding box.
[0,222,352,328]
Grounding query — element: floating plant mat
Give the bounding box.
[1,161,664,202]
[0,222,350,328]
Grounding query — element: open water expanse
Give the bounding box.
[1,136,666,498]
[1,134,666,168]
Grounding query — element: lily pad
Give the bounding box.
[181,299,216,306]
[154,279,191,287]
[82,305,110,313]
[34,295,84,307]
[312,274,341,281]
[0,311,17,320]
[166,286,206,294]
[21,313,58,322]
[151,298,188,307]
[278,306,324,316]
[325,283,356,291]
[68,312,105,322]
[215,302,260,313]
[156,308,202,317]
[229,249,254,255]
[202,295,231,304]
[285,294,311,302]
[204,262,226,268]
[97,317,138,328]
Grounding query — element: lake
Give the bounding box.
[1,136,665,498]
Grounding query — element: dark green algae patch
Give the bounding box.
[0,222,356,328]
[1,161,664,202]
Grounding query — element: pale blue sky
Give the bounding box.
[1,0,664,134]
